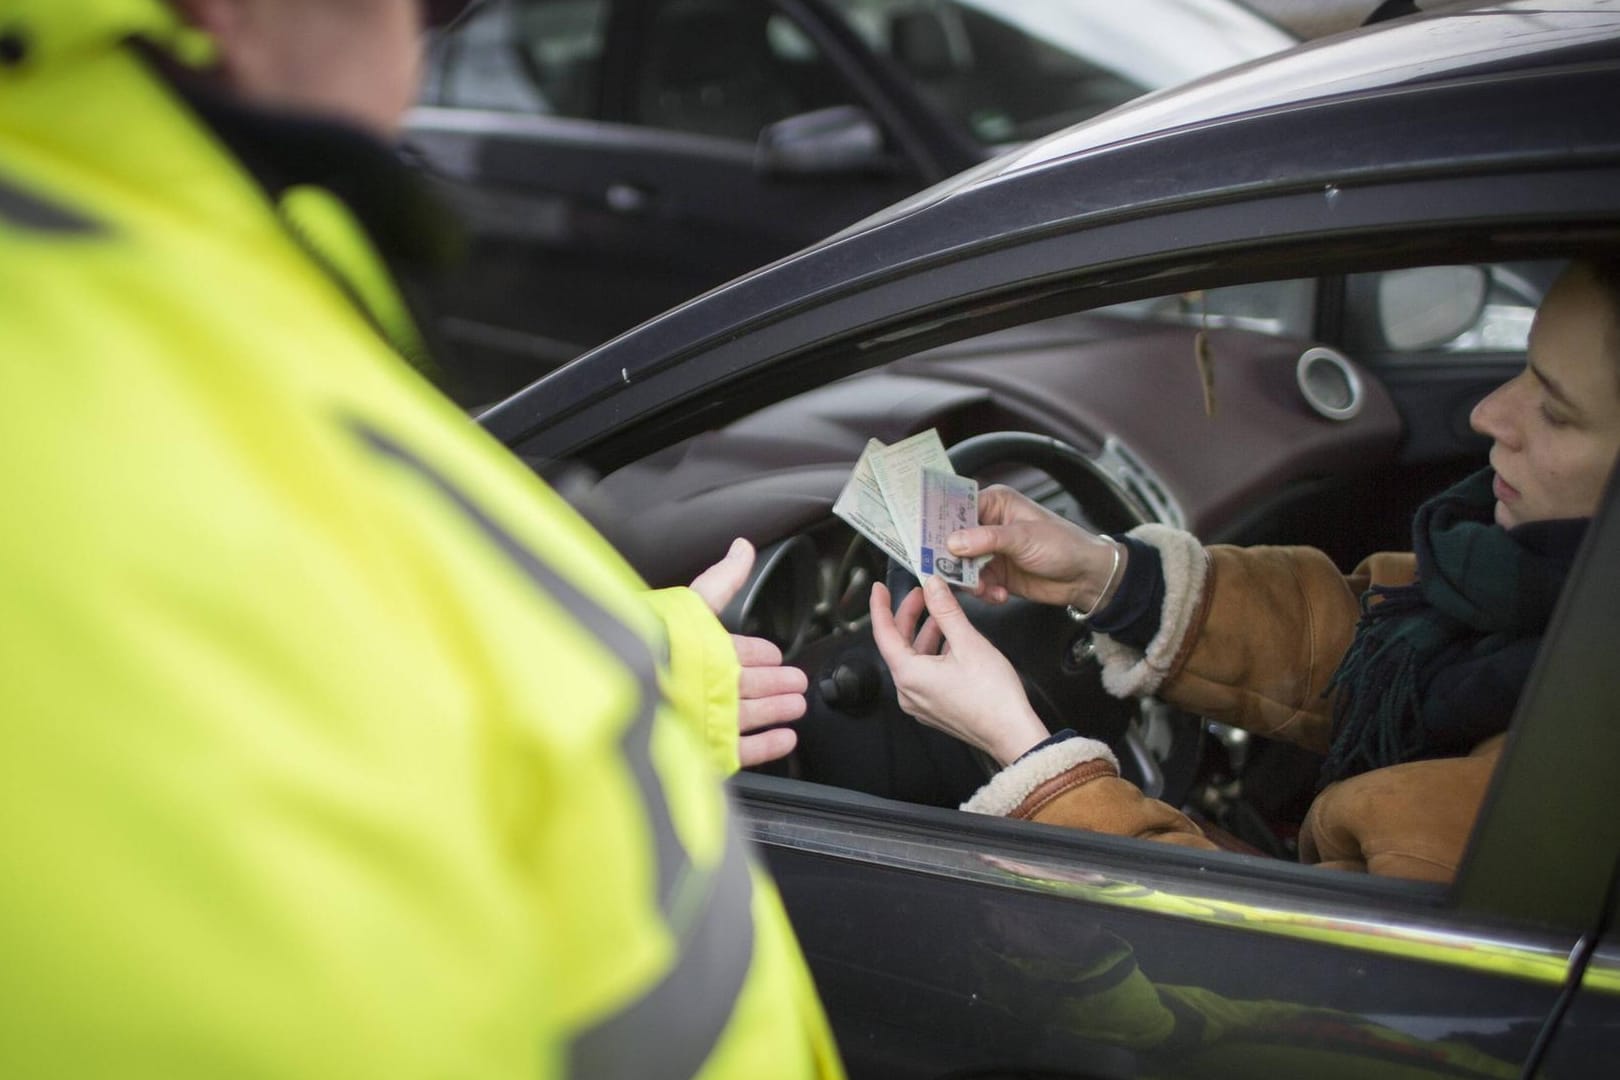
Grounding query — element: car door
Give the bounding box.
[494,241,1620,1079]
[409,0,933,404]
[707,258,1620,1076]
[735,781,1612,1079]
[709,439,1620,1072]
[489,232,1620,1080]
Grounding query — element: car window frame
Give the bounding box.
[487,150,1620,942]
[705,233,1620,926]
[705,237,1620,996]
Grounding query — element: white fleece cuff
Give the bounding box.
[1092,523,1207,699]
[961,735,1118,817]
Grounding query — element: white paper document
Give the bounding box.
[832,429,986,586]
[830,439,914,569]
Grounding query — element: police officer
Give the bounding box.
[0,1,840,1075]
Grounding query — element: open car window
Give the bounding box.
[584,257,1577,895]
[819,0,1295,145]
[618,249,1615,1074]
[1343,260,1557,359]
[1094,277,1316,337]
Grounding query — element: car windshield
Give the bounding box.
[820,0,1296,145]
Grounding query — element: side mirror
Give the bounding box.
[1376,265,1490,350]
[756,105,892,178]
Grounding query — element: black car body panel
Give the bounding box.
[743,779,1587,1078]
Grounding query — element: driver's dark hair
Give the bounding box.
[1577,257,1620,392]
[1591,256,1620,360]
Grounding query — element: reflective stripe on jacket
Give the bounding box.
[0,3,840,1075]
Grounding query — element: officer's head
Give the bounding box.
[167,1,476,136]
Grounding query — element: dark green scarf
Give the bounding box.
[1320,469,1587,785]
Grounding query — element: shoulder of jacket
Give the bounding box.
[1354,550,1418,588]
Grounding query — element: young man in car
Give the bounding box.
[0,1,838,1075]
[872,258,1620,882]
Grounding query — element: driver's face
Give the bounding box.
[1470,264,1620,529]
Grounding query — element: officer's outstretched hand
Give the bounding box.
[870,576,1049,767]
[690,538,806,767]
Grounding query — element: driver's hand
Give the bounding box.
[870,577,1048,767]
[689,538,807,767]
[946,485,1124,611]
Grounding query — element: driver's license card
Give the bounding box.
[919,468,980,588]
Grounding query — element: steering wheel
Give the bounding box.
[787,431,1205,810]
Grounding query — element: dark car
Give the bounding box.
[406,0,1294,403]
[483,3,1620,1076]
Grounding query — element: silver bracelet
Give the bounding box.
[1066,535,1121,624]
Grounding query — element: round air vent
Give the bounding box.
[1296,346,1364,422]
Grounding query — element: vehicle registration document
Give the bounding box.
[832,429,987,587]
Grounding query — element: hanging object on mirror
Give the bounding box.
[1193,286,1217,419]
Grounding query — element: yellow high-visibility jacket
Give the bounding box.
[0,2,841,1076]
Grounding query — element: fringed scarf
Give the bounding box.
[1319,469,1587,786]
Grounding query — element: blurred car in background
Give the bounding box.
[405,0,1295,403]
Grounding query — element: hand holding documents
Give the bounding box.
[832,429,988,587]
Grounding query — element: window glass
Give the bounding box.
[1342,262,1557,357]
[634,0,855,141]
[824,0,1139,144]
[821,0,1292,146]
[1097,279,1317,339]
[423,0,609,118]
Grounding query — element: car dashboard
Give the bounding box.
[574,313,1413,818]
[593,313,1404,593]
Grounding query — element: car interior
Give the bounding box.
[562,255,1559,863]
